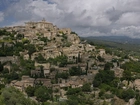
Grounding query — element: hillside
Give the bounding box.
[84,36,140,44]
[0,20,140,105]
[82,36,140,53]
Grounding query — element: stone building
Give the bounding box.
[134,79,140,90]
[11,76,35,91]
[25,19,54,30]
[59,28,71,35]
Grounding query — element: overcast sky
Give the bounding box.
[0,0,140,38]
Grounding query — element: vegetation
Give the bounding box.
[82,83,91,92]
[35,53,47,63]
[25,44,36,58]
[47,55,68,67]
[1,23,140,105]
[69,66,82,76]
[121,61,140,73]
[34,86,52,102]
[20,57,35,75]
[56,72,69,79]
[97,55,105,62]
[93,70,115,87]
[0,86,38,105]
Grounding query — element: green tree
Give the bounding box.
[99,89,105,97]
[25,86,35,97]
[47,55,68,67]
[66,88,81,95]
[16,34,24,40]
[0,95,5,105]
[34,86,52,102]
[1,86,38,105]
[97,56,104,62]
[0,61,3,72]
[121,89,135,102]
[69,66,82,76]
[66,99,79,105]
[93,70,115,87]
[123,70,132,81]
[135,99,140,105]
[25,44,36,58]
[20,57,35,75]
[56,72,69,79]
[35,53,47,63]
[104,62,114,70]
[82,83,91,92]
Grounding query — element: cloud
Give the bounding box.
[0,12,4,22]
[111,26,140,38]
[1,0,140,38]
[116,12,140,26]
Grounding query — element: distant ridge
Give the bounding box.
[84,36,140,44]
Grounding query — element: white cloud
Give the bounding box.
[116,12,140,26]
[0,12,4,22]
[111,26,140,38]
[2,0,140,38]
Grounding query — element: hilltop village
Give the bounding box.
[0,19,140,105]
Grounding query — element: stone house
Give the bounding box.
[58,78,67,84]
[85,44,95,52]
[23,78,35,89]
[113,62,118,68]
[31,52,44,60]
[11,76,35,91]
[59,83,70,91]
[0,78,5,84]
[67,52,80,63]
[81,53,90,62]
[111,67,124,78]
[23,54,29,60]
[43,69,50,77]
[21,76,35,88]
[69,81,83,88]
[35,78,52,87]
[43,32,52,40]
[134,79,140,90]
[11,81,24,91]
[31,66,41,77]
[66,64,78,68]
[19,51,29,60]
[98,49,106,57]
[58,67,69,73]
[31,70,41,77]
[87,70,99,78]
[103,54,113,62]
[35,41,45,46]
[3,62,11,73]
[86,74,94,83]
[0,56,18,64]
[49,72,57,79]
[25,19,54,30]
[12,26,25,32]
[78,63,87,73]
[67,34,80,44]
[59,28,71,35]
[35,62,48,68]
